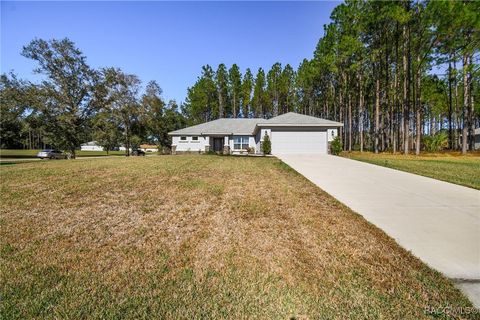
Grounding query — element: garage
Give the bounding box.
[271,129,327,154]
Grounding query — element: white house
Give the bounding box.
[80,141,104,151]
[168,112,343,155]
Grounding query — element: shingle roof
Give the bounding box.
[260,112,343,126]
[168,112,343,136]
[168,118,262,135]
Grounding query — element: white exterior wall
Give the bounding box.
[255,128,272,154]
[81,145,104,151]
[173,136,207,152]
[327,128,338,142]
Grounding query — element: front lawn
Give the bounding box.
[0,156,474,319]
[342,151,480,190]
[0,149,126,159]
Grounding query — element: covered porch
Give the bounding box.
[204,134,230,154]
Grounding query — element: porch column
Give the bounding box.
[204,136,210,153]
[223,136,230,155]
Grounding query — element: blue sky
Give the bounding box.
[1,1,340,103]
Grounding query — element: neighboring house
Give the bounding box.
[80,141,104,151]
[168,112,343,155]
[140,144,159,152]
[475,128,480,150]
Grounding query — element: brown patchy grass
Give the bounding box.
[0,155,476,319]
[342,151,480,190]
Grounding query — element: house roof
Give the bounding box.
[168,112,343,136]
[81,141,100,146]
[259,112,343,126]
[140,144,158,149]
[169,118,263,135]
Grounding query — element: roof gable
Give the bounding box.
[260,112,343,126]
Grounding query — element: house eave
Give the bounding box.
[256,123,344,127]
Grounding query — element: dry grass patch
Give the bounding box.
[0,155,476,319]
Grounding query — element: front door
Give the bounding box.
[213,138,223,153]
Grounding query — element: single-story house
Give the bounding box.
[140,144,159,152]
[168,112,343,155]
[80,141,104,151]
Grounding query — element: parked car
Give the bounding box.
[37,149,67,159]
[131,149,146,156]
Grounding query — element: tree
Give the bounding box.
[21,38,99,158]
[141,80,166,148]
[261,133,271,155]
[228,64,242,118]
[280,64,296,114]
[252,68,267,118]
[241,68,254,118]
[102,68,142,156]
[267,62,282,117]
[163,100,186,148]
[92,110,121,155]
[216,64,229,118]
[296,59,316,116]
[183,65,217,124]
[0,74,28,149]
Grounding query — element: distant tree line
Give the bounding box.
[184,0,479,154]
[0,39,185,157]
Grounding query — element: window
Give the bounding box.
[233,136,249,150]
[192,136,199,141]
[180,136,187,141]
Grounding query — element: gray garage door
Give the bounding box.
[271,130,327,154]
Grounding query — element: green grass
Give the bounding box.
[342,152,480,190]
[0,149,127,159]
[0,155,476,319]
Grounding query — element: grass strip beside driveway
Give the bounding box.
[342,151,480,190]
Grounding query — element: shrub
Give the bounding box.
[330,136,342,155]
[423,131,448,152]
[261,134,271,155]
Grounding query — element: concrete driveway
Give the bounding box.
[279,154,480,306]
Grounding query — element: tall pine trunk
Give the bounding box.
[461,52,469,154]
[359,73,364,152]
[453,56,459,150]
[415,54,421,155]
[348,92,352,152]
[403,23,410,155]
[448,56,453,149]
[468,54,475,151]
[375,76,380,154]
